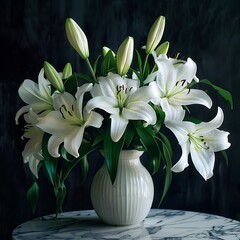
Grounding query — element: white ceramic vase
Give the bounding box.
[90,150,154,225]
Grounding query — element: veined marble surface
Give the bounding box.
[12,209,240,239]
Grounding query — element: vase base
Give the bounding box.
[96,214,145,226]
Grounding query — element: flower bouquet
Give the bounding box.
[16,16,232,215]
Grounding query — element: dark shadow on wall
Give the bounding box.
[1,0,240,239]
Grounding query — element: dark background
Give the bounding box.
[1,0,240,239]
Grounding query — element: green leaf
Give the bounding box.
[143,62,150,80]
[75,73,95,83]
[42,133,57,185]
[61,158,81,182]
[101,50,116,76]
[93,55,101,73]
[54,181,66,215]
[92,132,105,147]
[199,79,233,109]
[103,128,125,183]
[136,50,143,73]
[80,155,89,181]
[159,132,173,159]
[61,142,94,181]
[158,133,173,205]
[153,106,165,133]
[221,150,229,165]
[183,115,202,124]
[63,73,78,95]
[131,69,143,83]
[135,123,161,175]
[27,182,39,213]
[124,123,135,148]
[61,147,76,161]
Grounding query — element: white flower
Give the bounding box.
[15,69,53,124]
[22,110,44,178]
[147,55,212,121]
[165,107,231,180]
[86,73,157,142]
[37,83,103,158]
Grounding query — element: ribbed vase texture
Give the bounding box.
[91,150,154,225]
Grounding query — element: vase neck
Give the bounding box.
[100,149,144,161]
[119,150,144,161]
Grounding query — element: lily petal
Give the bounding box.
[86,96,119,114]
[143,71,158,84]
[149,82,162,105]
[171,89,212,109]
[196,107,224,133]
[19,80,50,105]
[64,127,85,157]
[190,143,215,180]
[110,114,128,142]
[52,91,75,110]
[28,157,41,178]
[155,58,177,93]
[123,102,156,125]
[161,98,185,121]
[15,105,31,124]
[75,83,93,119]
[38,68,52,100]
[48,135,64,158]
[37,112,74,135]
[171,141,190,173]
[164,120,193,144]
[22,139,39,162]
[93,73,138,99]
[175,57,197,83]
[84,110,104,128]
[127,84,159,103]
[204,129,231,152]
[96,73,122,97]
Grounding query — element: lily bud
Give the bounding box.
[116,36,134,75]
[43,61,65,93]
[65,18,89,59]
[146,16,165,54]
[155,41,169,56]
[102,46,115,57]
[62,63,72,79]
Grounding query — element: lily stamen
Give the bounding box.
[59,104,79,122]
[188,133,210,151]
[59,106,66,119]
[181,79,186,86]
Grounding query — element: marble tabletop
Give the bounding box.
[12,209,240,239]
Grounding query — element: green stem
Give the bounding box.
[85,58,97,83]
[150,64,157,74]
[142,54,149,77]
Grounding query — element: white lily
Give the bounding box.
[147,55,212,121]
[86,73,157,142]
[165,107,231,180]
[22,109,44,178]
[37,83,103,158]
[15,68,53,124]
